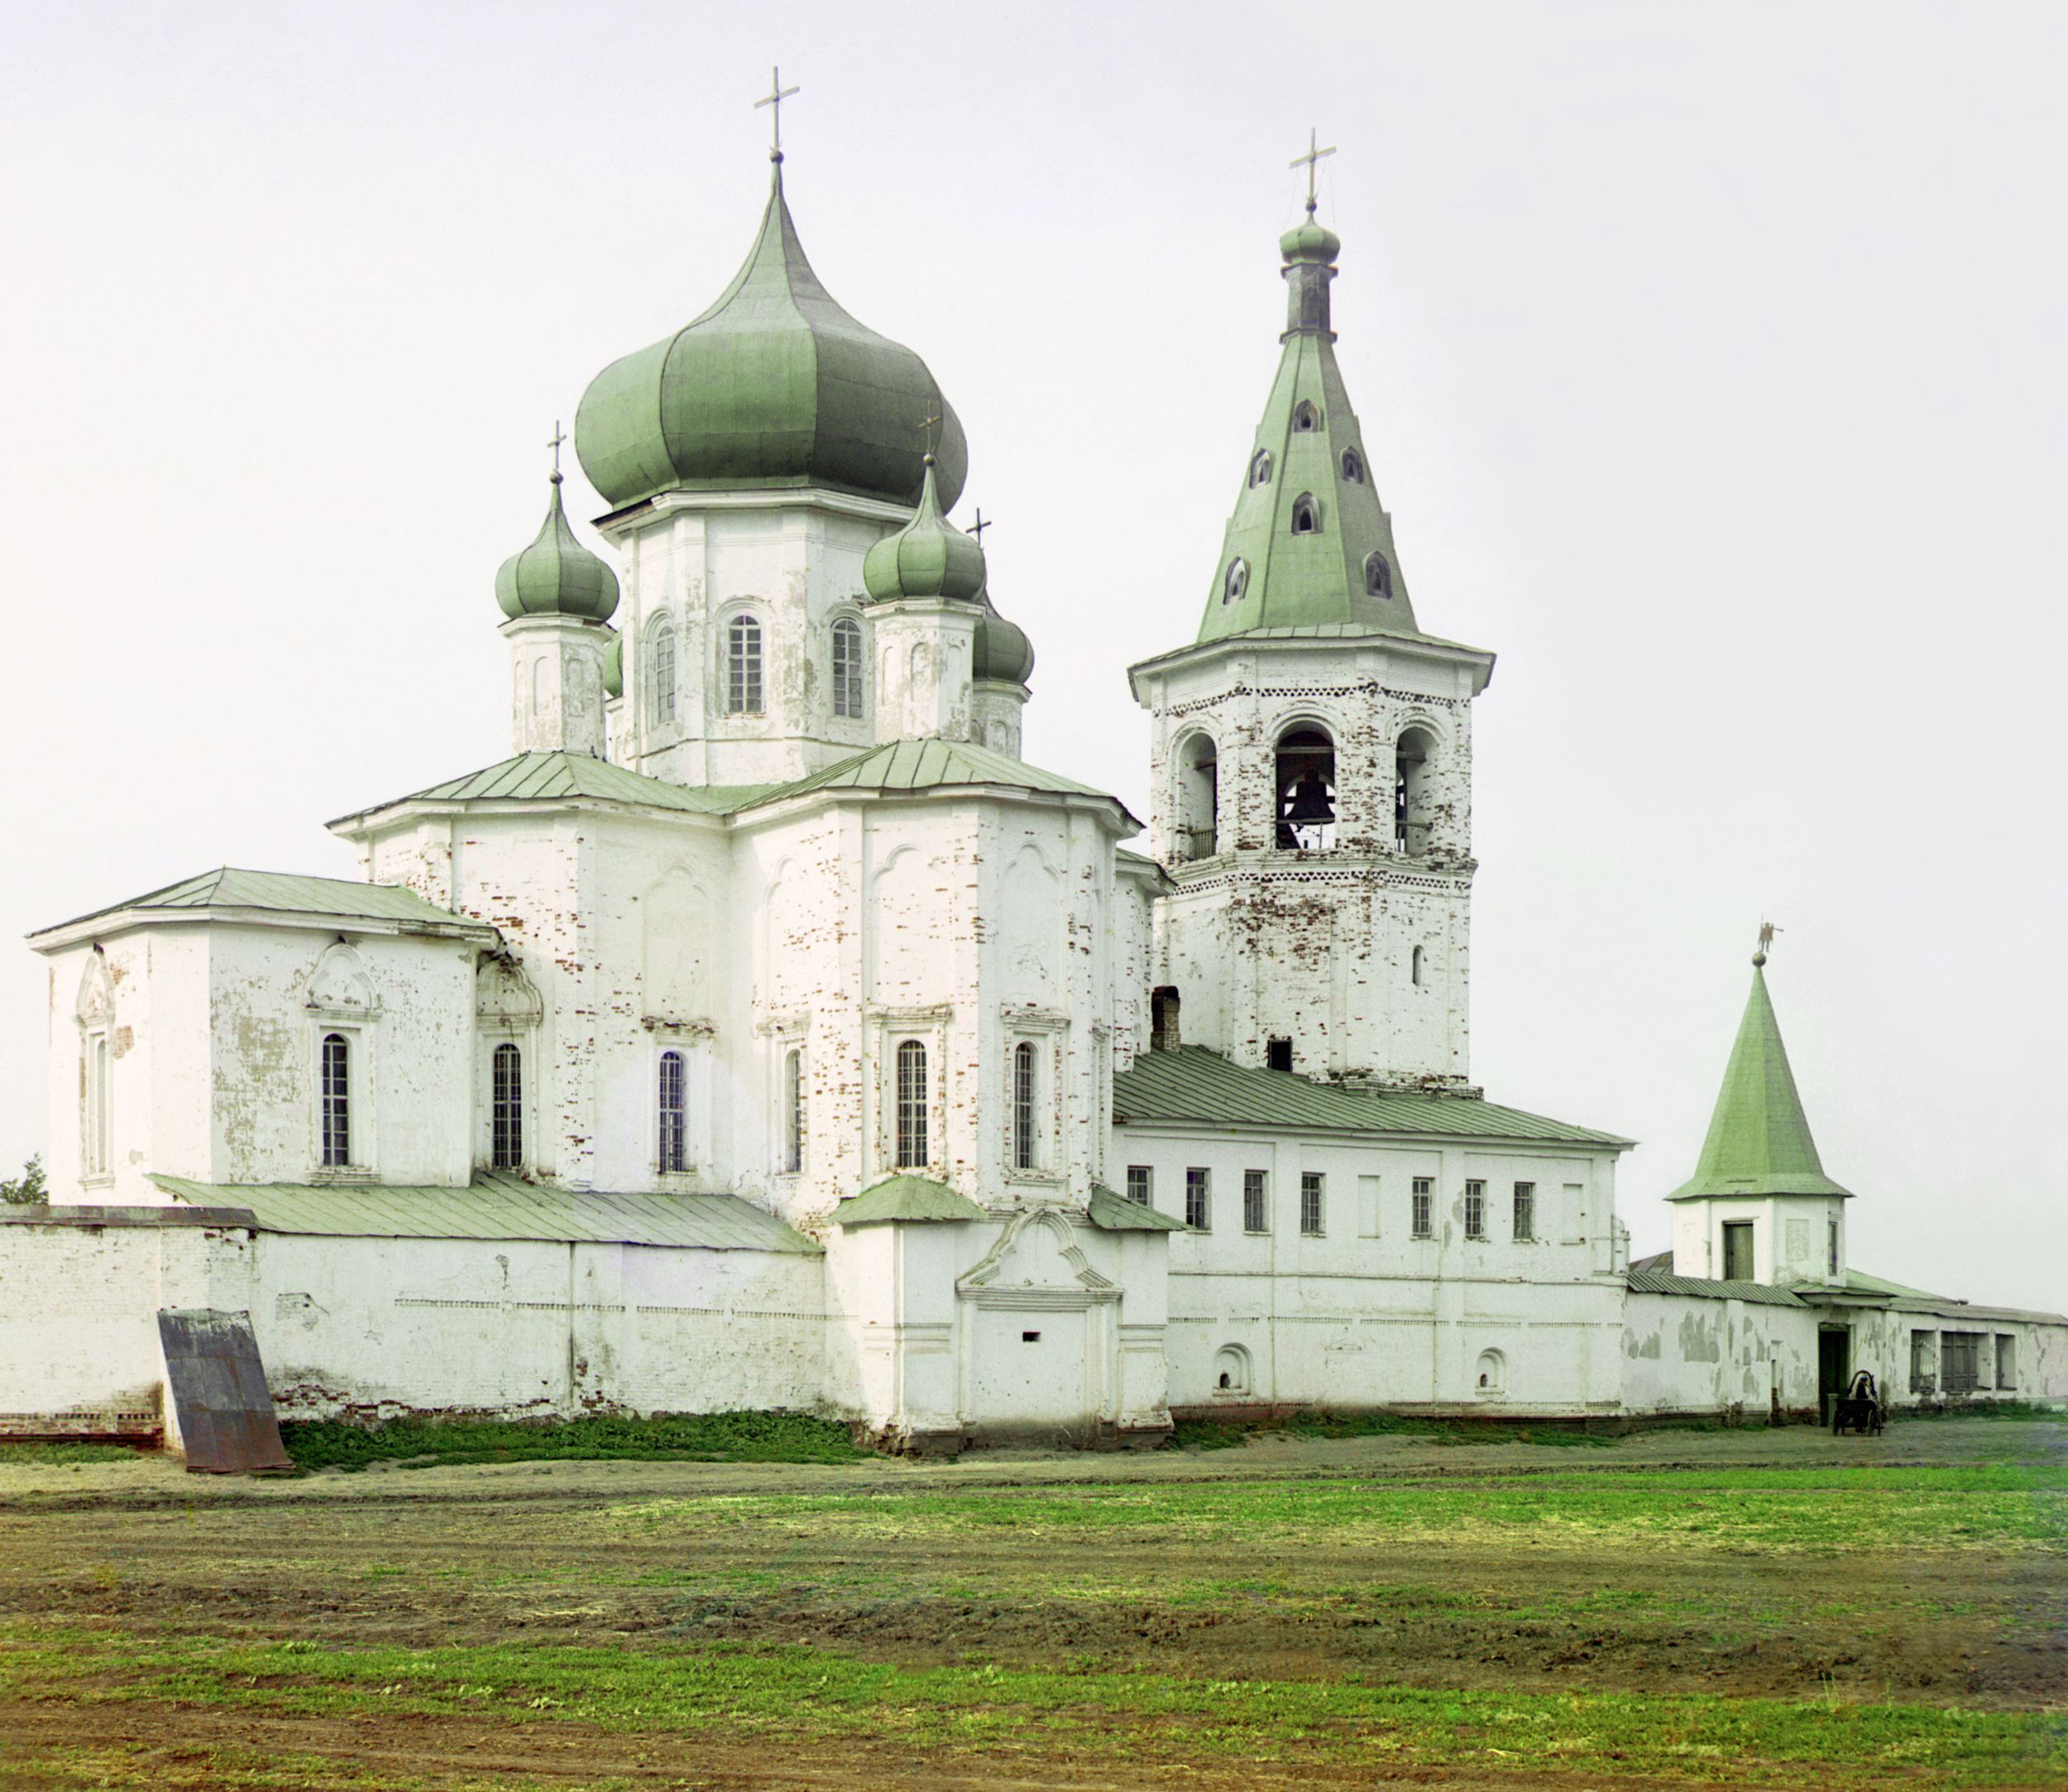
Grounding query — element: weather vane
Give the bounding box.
[1290,127,1337,218]
[547,420,567,481]
[756,66,800,163]
[1754,920,1781,967]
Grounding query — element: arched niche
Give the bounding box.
[475,954,543,1037]
[1475,1349,1506,1396]
[1214,1344,1252,1395]
[306,941,378,1018]
[74,951,113,1028]
[1175,731,1218,861]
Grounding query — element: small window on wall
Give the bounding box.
[1827,1219,1839,1277]
[1151,986,1181,1052]
[1126,1165,1153,1206]
[1410,945,1425,987]
[1365,553,1393,599]
[783,1047,805,1175]
[1512,1181,1534,1242]
[1290,493,1319,534]
[1340,447,1365,483]
[491,1042,523,1171]
[831,618,864,721]
[1410,1176,1434,1239]
[1185,1167,1211,1230]
[320,1033,352,1169]
[1249,449,1272,487]
[1214,1344,1252,1394]
[83,1033,110,1178]
[1721,1220,1754,1282]
[1463,1180,1486,1239]
[658,1049,688,1172]
[1266,1037,1293,1073]
[1011,1041,1037,1172]
[1300,1172,1325,1237]
[725,616,764,715]
[1476,1349,1506,1395]
[1222,558,1248,604]
[895,1038,929,1169]
[1242,1169,1268,1234]
[1292,400,1319,432]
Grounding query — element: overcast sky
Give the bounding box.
[2,2,2062,1308]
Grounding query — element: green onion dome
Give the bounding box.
[575,166,967,514]
[495,472,620,622]
[862,455,986,602]
[601,630,624,698]
[973,594,1034,686]
[1279,218,1342,263]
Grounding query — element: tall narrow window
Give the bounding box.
[1290,493,1319,534]
[1463,1179,1486,1239]
[783,1047,805,1174]
[1242,1169,1268,1234]
[1177,733,1218,860]
[726,616,764,715]
[1827,1219,1839,1277]
[1340,447,1365,483]
[831,618,864,721]
[1395,726,1435,855]
[1275,724,1336,851]
[1365,552,1393,599]
[84,1033,110,1177]
[1411,944,1425,986]
[1126,1165,1153,1206]
[1249,448,1272,487]
[895,1039,929,1169]
[1012,1041,1036,1172]
[658,1049,687,1172]
[1292,400,1319,432]
[1410,1176,1434,1239]
[1185,1167,1211,1230]
[491,1042,523,1171]
[1222,558,1248,604]
[320,1033,351,1169]
[1512,1181,1534,1242]
[649,623,677,726]
[1151,986,1181,1052]
[1300,1172,1325,1237]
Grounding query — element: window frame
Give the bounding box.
[781,1045,806,1176]
[490,1041,524,1172]
[1511,1181,1534,1243]
[1242,1168,1269,1234]
[1721,1219,1755,1282]
[1410,1175,1434,1239]
[1365,552,1393,599]
[1463,1178,1487,1240]
[657,1047,690,1174]
[1010,1040,1037,1172]
[1126,1165,1153,1207]
[1300,1172,1324,1237]
[831,616,865,722]
[647,618,677,727]
[319,1031,353,1171]
[894,1037,930,1170]
[1290,492,1319,534]
[1340,446,1365,483]
[1249,448,1272,487]
[724,612,765,716]
[82,1028,111,1181]
[1185,1167,1211,1231]
[1222,558,1248,604]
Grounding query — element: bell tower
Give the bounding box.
[1128,174,1493,1090]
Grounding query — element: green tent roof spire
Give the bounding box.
[1667,956,1853,1201]
[1194,209,1425,646]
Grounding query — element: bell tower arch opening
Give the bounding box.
[1274,724,1337,851]
[1394,726,1438,857]
[1175,731,1219,861]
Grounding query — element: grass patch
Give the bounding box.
[2,1622,2061,1786]
[0,1441,146,1464]
[278,1409,865,1473]
[1171,1407,1616,1449]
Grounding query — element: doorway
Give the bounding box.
[1818,1327,1850,1425]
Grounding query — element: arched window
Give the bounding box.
[894,1039,929,1169]
[1290,493,1319,534]
[1248,448,1272,487]
[1222,558,1248,605]
[491,1042,523,1170]
[1274,724,1337,851]
[725,616,764,715]
[1340,447,1365,483]
[1364,552,1393,599]
[1012,1041,1036,1172]
[1411,944,1425,987]
[1176,732,1218,861]
[320,1033,351,1168]
[649,622,677,726]
[1476,1349,1506,1395]
[1292,400,1319,432]
[831,618,864,721]
[783,1047,805,1174]
[658,1049,687,1172]
[1395,726,1437,857]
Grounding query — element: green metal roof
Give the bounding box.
[1194,221,1427,648]
[1625,1266,1807,1308]
[333,752,778,826]
[1087,1183,1188,1232]
[495,472,620,622]
[1844,1267,1947,1301]
[1667,965,1853,1201]
[575,164,966,515]
[832,1174,987,1227]
[147,1172,819,1252]
[1113,1046,1630,1147]
[35,868,488,941]
[745,737,1133,822]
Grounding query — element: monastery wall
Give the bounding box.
[1620,1292,1820,1419]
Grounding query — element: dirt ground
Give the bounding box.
[0,1418,2061,1790]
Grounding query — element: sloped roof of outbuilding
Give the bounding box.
[147,1172,818,1252]
[1623,1266,1808,1307]
[742,737,1137,825]
[1113,1046,1630,1147]
[330,751,778,827]
[831,1175,987,1226]
[31,868,492,942]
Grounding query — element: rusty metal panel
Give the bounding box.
[156,1309,292,1474]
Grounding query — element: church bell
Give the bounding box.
[1281,772,1335,824]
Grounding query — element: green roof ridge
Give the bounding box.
[832,1174,987,1227]
[743,737,1127,817]
[1667,964,1853,1201]
[333,751,780,824]
[33,867,484,939]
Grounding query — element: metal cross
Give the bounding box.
[547,420,567,477]
[969,508,992,544]
[756,66,801,162]
[1290,127,1338,217]
[917,410,941,456]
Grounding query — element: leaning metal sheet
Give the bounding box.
[156,1308,292,1474]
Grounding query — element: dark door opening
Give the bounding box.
[1818,1328,1850,1425]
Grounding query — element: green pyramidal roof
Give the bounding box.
[1197,220,1424,645]
[575,165,967,514]
[1668,964,1853,1201]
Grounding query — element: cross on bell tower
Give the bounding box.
[756,66,801,163]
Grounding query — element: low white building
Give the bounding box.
[2,159,2058,1450]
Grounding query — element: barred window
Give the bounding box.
[783,1047,805,1175]
[1243,1169,1268,1234]
[320,1033,351,1168]
[1464,1179,1486,1239]
[658,1049,687,1172]
[1411,1176,1433,1239]
[1012,1042,1036,1171]
[1126,1165,1153,1206]
[726,616,764,715]
[831,618,864,720]
[1300,1172,1324,1237]
[491,1042,523,1171]
[1511,1181,1534,1242]
[1185,1167,1211,1231]
[649,622,677,725]
[895,1039,928,1169]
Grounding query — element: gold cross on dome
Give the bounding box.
[756,66,801,161]
[547,420,567,477]
[1290,127,1337,217]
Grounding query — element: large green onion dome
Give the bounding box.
[862,455,985,601]
[495,470,620,621]
[575,165,967,513]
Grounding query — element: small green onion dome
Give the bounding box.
[495,472,620,622]
[1279,218,1341,263]
[576,166,967,514]
[601,630,624,698]
[973,593,1034,686]
[862,455,986,602]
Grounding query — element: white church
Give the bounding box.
[2,146,2060,1451]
